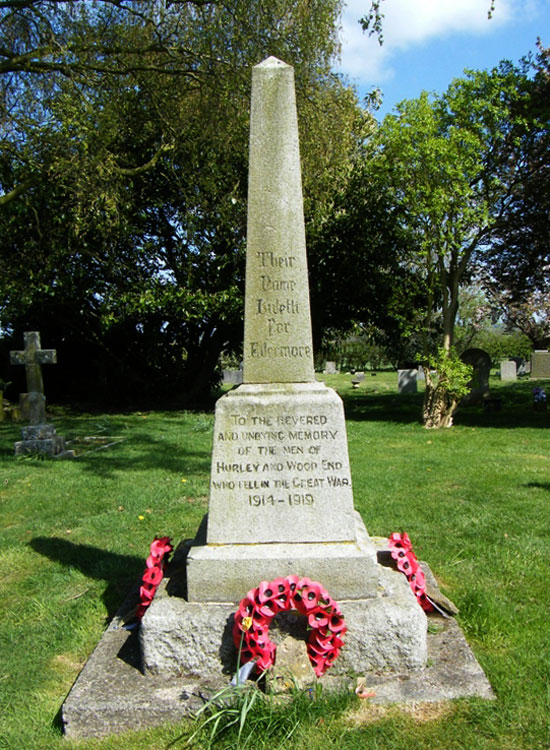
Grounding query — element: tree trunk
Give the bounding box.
[422,368,458,428]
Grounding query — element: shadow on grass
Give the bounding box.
[29,536,144,619]
[341,388,550,430]
[71,431,213,479]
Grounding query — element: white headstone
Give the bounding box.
[500,361,517,381]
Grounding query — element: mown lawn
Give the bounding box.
[0,373,549,749]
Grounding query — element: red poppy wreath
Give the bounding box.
[232,575,346,677]
[388,532,433,612]
[136,536,173,620]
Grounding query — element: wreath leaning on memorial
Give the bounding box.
[136,536,173,620]
[388,532,434,612]
[232,575,347,677]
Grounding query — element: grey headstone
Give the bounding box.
[398,369,418,394]
[500,361,517,381]
[222,369,243,385]
[63,58,434,737]
[530,350,550,379]
[461,348,492,405]
[324,361,337,374]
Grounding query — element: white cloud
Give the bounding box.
[336,0,532,85]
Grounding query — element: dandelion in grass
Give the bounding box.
[138,515,145,521]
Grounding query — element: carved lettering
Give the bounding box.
[256,252,297,268]
[260,275,297,292]
[250,343,312,359]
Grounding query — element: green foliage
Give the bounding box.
[365,61,531,360]
[170,681,353,749]
[423,348,473,401]
[485,44,550,303]
[0,1,366,406]
[467,328,532,363]
[2,383,550,748]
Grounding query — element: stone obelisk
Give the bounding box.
[185,57,379,599]
[141,58,427,679]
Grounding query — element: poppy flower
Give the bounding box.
[142,566,164,586]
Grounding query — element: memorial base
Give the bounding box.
[14,423,74,457]
[186,512,378,602]
[140,560,427,678]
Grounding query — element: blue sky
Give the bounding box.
[336,0,550,118]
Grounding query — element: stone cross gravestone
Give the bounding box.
[9,331,71,456]
[500,360,517,381]
[140,57,426,679]
[530,350,550,379]
[10,330,55,424]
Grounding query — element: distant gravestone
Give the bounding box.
[461,348,491,405]
[398,369,418,393]
[500,361,517,381]
[222,368,243,386]
[530,350,550,379]
[9,331,72,456]
[324,361,337,374]
[417,365,426,381]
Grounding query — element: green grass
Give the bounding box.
[1,374,549,749]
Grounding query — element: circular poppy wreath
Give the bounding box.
[232,575,346,678]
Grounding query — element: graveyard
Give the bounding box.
[1,8,549,749]
[0,370,549,749]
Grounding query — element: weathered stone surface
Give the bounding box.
[9,331,71,455]
[62,609,210,739]
[10,331,56,396]
[530,350,550,379]
[141,562,426,678]
[21,423,56,440]
[206,382,358,545]
[500,360,517,381]
[243,57,314,384]
[62,561,493,739]
[187,512,378,602]
[461,348,492,405]
[267,636,316,692]
[14,436,66,456]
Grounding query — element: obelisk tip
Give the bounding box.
[255,56,291,69]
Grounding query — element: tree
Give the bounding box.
[1,1,368,405]
[484,44,550,309]
[364,62,530,426]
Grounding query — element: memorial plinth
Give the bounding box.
[140,56,426,678]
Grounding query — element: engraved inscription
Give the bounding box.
[251,250,309,360]
[211,410,351,510]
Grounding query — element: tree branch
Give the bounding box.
[0,174,41,205]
